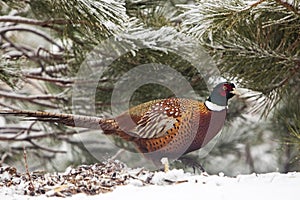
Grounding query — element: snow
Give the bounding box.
[1,169,299,200]
[103,174,299,200]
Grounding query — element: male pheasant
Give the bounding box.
[1,82,238,165]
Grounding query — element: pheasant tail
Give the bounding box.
[0,110,118,131]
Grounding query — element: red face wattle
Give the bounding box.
[216,82,236,100]
[208,82,236,106]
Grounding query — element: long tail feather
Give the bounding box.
[0,110,117,130]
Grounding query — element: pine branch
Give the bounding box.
[249,0,267,8]
[23,74,74,86]
[274,0,300,16]
[179,0,300,115]
[0,16,74,27]
[0,26,64,51]
[29,0,129,41]
[0,90,61,108]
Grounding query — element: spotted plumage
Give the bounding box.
[0,82,238,165]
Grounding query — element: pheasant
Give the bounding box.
[1,82,238,166]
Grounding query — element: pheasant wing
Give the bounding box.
[125,99,184,139]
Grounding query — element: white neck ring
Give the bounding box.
[205,100,228,111]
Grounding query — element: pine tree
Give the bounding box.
[180,0,300,172]
[0,0,299,174]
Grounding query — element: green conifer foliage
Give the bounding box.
[0,0,299,172]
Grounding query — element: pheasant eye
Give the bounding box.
[222,85,227,90]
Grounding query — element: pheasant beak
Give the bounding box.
[230,88,241,95]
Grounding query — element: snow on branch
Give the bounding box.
[178,0,300,116]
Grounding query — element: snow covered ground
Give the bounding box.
[1,167,299,200]
[103,171,300,200]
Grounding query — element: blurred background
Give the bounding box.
[0,0,299,176]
